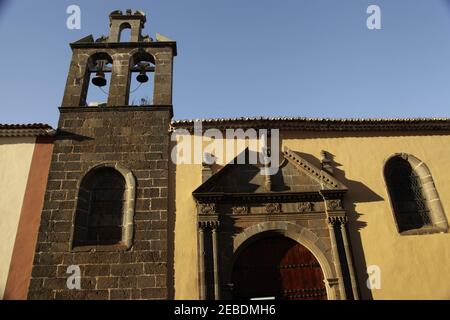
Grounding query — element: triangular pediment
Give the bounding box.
[193,147,347,199]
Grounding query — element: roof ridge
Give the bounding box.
[172,116,450,124]
[0,123,53,129]
[171,116,450,132]
[0,124,55,138]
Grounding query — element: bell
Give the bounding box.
[136,71,149,83]
[92,71,107,87]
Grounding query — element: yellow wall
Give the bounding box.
[0,137,36,299]
[173,135,255,299]
[173,163,201,299]
[173,131,450,300]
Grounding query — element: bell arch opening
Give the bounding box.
[84,52,113,107]
[128,51,155,106]
[118,22,132,42]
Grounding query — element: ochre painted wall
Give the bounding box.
[0,137,36,299]
[173,131,450,300]
[283,131,450,300]
[173,135,256,299]
[173,162,201,299]
[4,138,54,300]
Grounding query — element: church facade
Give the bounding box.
[171,119,450,300]
[1,10,449,300]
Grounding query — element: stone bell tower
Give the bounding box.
[28,10,176,300]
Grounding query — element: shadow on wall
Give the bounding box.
[55,130,94,142]
[213,214,244,300]
[298,151,384,300]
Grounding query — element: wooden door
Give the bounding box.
[232,236,327,300]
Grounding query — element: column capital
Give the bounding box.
[339,216,348,225]
[199,220,220,229]
[327,216,347,226]
[327,216,339,226]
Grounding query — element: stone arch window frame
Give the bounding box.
[383,153,448,235]
[81,51,114,107]
[70,163,136,251]
[230,222,339,300]
[127,49,156,106]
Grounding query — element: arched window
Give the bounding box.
[73,165,136,249]
[384,154,448,235]
[385,156,430,232]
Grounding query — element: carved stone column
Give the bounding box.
[211,222,221,300]
[197,202,219,300]
[198,222,206,300]
[327,217,347,300]
[339,217,360,300]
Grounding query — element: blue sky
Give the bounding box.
[1,0,450,127]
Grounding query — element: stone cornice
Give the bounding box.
[70,41,177,56]
[193,190,346,203]
[59,105,174,118]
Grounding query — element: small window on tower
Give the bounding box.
[119,23,132,42]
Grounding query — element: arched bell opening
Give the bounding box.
[118,22,132,42]
[128,51,155,106]
[84,52,113,107]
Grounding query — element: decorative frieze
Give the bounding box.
[232,206,248,214]
[326,199,343,211]
[298,202,314,213]
[265,203,281,214]
[197,203,216,215]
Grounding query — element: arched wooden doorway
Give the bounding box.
[232,235,327,300]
